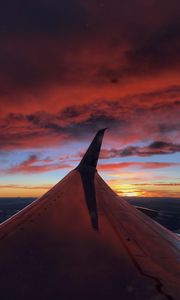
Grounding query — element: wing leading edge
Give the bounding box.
[0,130,179,300]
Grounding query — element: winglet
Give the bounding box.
[76,129,107,231]
[77,128,107,169]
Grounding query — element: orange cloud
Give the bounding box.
[0,184,52,190]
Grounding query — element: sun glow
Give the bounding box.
[121,191,141,197]
[108,182,142,197]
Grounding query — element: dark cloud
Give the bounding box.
[0,2,89,93]
[0,0,88,35]
[60,106,84,119]
[94,20,180,83]
[149,141,171,149]
[0,1,179,93]
[64,114,123,138]
[127,21,180,72]
[101,141,180,158]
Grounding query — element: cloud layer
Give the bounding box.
[0,86,180,151]
[0,1,180,196]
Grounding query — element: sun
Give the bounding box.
[122,191,140,197]
[108,182,143,197]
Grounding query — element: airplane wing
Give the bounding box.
[130,201,180,233]
[0,129,180,300]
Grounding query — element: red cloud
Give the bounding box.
[0,86,180,152]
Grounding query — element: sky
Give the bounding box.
[0,0,180,198]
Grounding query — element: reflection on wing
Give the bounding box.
[0,130,180,300]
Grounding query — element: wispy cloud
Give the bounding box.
[100,141,180,158]
[2,154,72,174]
[133,183,180,186]
[98,162,180,171]
[0,184,52,190]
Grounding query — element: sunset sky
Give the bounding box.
[0,0,180,197]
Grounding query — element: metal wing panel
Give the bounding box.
[1,170,179,299]
[95,173,180,298]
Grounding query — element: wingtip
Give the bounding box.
[76,129,107,231]
[77,128,106,169]
[98,128,108,133]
